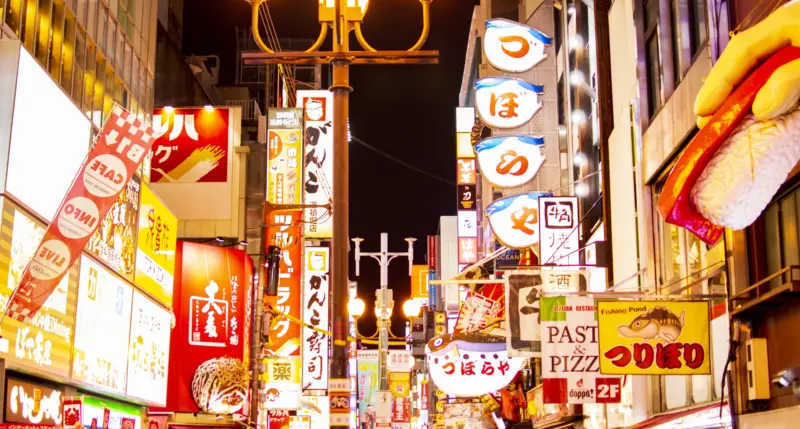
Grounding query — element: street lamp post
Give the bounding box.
[246,1,438,398]
[352,233,415,390]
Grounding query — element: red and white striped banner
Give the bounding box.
[5,106,155,322]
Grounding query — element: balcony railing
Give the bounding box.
[730,265,800,318]
[227,100,263,121]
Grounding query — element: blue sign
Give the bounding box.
[428,270,437,308]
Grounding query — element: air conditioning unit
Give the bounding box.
[746,338,770,400]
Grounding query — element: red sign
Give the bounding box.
[157,242,251,413]
[421,381,428,411]
[102,409,110,429]
[264,210,303,357]
[5,108,155,322]
[267,410,290,429]
[427,236,436,270]
[120,418,136,429]
[62,399,82,429]
[151,108,230,183]
[392,397,410,424]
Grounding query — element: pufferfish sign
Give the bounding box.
[596,301,711,375]
[483,19,553,73]
[475,136,545,188]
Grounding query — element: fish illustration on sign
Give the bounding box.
[475,136,545,188]
[486,192,552,249]
[474,78,544,129]
[617,306,686,343]
[484,19,553,72]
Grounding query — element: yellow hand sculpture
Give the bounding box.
[695,1,800,127]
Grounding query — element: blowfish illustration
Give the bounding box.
[617,306,685,343]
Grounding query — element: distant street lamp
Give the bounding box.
[403,299,422,319]
[246,3,438,408]
[348,297,366,318]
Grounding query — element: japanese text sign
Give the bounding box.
[504,271,544,357]
[6,107,156,323]
[474,77,543,129]
[169,242,249,412]
[297,90,334,239]
[454,290,503,333]
[387,351,414,373]
[427,236,437,270]
[457,211,478,238]
[303,247,330,390]
[457,159,476,185]
[541,269,589,293]
[539,197,579,266]
[457,238,478,265]
[390,373,411,425]
[425,333,525,397]
[475,136,545,189]
[135,183,178,307]
[597,301,711,375]
[267,108,304,205]
[5,377,63,425]
[483,19,553,73]
[264,210,303,356]
[151,107,231,183]
[263,356,302,410]
[85,175,140,282]
[126,290,171,406]
[487,192,552,250]
[0,202,77,379]
[357,350,379,417]
[72,255,133,394]
[267,410,290,429]
[540,296,621,404]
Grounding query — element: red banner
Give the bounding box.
[264,210,303,357]
[103,409,111,429]
[267,410,290,429]
[151,108,230,183]
[158,241,250,412]
[427,236,437,270]
[5,107,155,322]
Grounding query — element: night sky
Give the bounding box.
[183,0,479,338]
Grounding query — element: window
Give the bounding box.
[61,8,75,93]
[644,0,662,117]
[73,29,86,107]
[5,0,23,37]
[756,187,800,289]
[689,0,707,58]
[35,0,53,66]
[48,0,65,78]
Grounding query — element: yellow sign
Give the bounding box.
[411,265,429,300]
[598,301,711,375]
[389,372,411,398]
[0,201,78,379]
[134,184,178,307]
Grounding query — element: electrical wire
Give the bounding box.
[350,135,457,186]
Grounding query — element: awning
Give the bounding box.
[625,402,731,429]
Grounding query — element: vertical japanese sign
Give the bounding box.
[427,236,437,270]
[453,283,505,334]
[411,265,429,301]
[263,356,302,410]
[266,108,304,205]
[597,301,711,375]
[357,350,379,416]
[539,197,579,266]
[267,410,290,429]
[264,210,303,357]
[151,107,231,183]
[303,247,330,390]
[135,183,178,307]
[169,242,249,412]
[540,296,621,404]
[504,271,543,357]
[458,238,478,265]
[6,107,156,323]
[389,372,411,429]
[297,90,334,239]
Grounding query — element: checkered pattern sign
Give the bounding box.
[540,296,621,404]
[5,106,156,323]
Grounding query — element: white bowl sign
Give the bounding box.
[475,136,545,188]
[484,19,553,73]
[474,78,543,129]
[486,192,552,249]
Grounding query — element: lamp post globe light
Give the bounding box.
[246,5,437,418]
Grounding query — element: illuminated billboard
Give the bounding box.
[85,175,141,282]
[6,48,91,222]
[297,90,334,238]
[134,184,178,307]
[151,108,231,183]
[266,108,304,205]
[73,255,133,394]
[126,290,171,406]
[0,200,77,379]
[302,247,330,391]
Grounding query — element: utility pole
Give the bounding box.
[245,6,437,420]
[351,233,415,390]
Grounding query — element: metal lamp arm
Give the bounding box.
[251,1,328,54]
[353,0,433,53]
